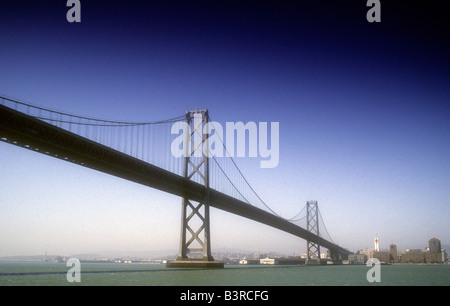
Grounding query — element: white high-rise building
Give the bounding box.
[374,237,380,252]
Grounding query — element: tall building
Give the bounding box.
[428,238,443,263]
[390,244,398,262]
[429,238,441,254]
[374,237,380,252]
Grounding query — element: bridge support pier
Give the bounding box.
[166,109,223,269]
[329,249,340,261]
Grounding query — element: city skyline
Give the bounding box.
[1,235,447,261]
[0,1,449,257]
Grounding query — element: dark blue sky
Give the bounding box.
[0,1,449,255]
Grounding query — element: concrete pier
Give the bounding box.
[305,259,323,265]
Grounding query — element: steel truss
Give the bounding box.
[177,110,214,261]
[306,200,321,262]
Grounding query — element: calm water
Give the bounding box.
[0,262,449,286]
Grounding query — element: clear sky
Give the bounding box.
[0,1,449,257]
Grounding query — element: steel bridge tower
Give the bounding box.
[167,109,223,268]
[306,200,321,264]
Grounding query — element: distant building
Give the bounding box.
[373,251,390,263]
[390,244,398,262]
[348,254,367,264]
[260,257,277,265]
[239,258,259,265]
[374,238,380,252]
[357,244,396,263]
[428,238,444,263]
[359,248,375,260]
[399,238,446,264]
[351,248,388,264]
[429,238,441,254]
[401,249,427,263]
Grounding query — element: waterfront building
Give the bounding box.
[373,251,390,263]
[348,254,367,264]
[427,238,445,263]
[390,244,398,262]
[374,237,380,252]
[401,249,427,263]
[399,238,446,264]
[429,238,441,254]
[359,248,374,260]
[260,257,278,265]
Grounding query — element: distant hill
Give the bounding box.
[0,250,178,262]
[0,255,64,262]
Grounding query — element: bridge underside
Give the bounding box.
[0,104,350,259]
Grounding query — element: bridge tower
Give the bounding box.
[306,200,321,264]
[167,109,223,268]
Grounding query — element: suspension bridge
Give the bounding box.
[0,95,350,268]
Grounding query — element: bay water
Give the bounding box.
[1,262,449,286]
